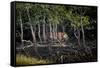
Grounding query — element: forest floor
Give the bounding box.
[16,39,97,65]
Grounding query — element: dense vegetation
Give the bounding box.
[15,2,97,65]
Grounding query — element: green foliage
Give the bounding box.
[82,16,89,26]
[16,3,97,30]
[66,6,91,29]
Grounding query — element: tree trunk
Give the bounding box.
[19,12,23,47]
[74,27,81,47]
[53,23,57,41]
[77,29,81,47]
[43,16,46,42]
[30,25,36,43]
[48,23,53,60]
[53,23,55,40]
[80,9,92,56]
[26,7,41,58]
[55,23,57,39]
[80,16,86,48]
[62,26,65,33]
[26,7,36,43]
[49,23,53,40]
[38,23,42,44]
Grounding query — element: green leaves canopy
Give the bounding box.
[16,3,96,30]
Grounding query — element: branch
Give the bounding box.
[74,27,78,39]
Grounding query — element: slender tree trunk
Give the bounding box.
[77,29,81,47]
[43,23,46,42]
[80,16,86,48]
[30,25,36,43]
[49,23,53,40]
[53,23,56,41]
[26,7,36,43]
[19,12,30,56]
[74,27,81,47]
[55,23,57,39]
[62,26,65,33]
[53,24,54,40]
[45,23,48,41]
[80,9,92,56]
[26,7,41,58]
[54,24,57,40]
[48,23,52,59]
[38,23,42,44]
[43,16,46,43]
[19,12,23,47]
